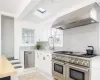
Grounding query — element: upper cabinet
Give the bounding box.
[35,27,51,42]
[22,28,34,46]
[35,21,63,47]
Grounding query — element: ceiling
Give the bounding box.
[0,0,21,14]
[0,0,33,16]
[21,0,97,23]
[0,0,98,23]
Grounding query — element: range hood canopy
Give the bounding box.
[52,3,100,30]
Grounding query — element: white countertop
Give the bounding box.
[35,50,54,54]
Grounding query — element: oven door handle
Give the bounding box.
[69,64,89,72]
[52,59,66,65]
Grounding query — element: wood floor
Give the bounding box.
[18,72,48,80]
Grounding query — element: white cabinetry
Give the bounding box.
[35,28,44,42]
[21,28,34,46]
[35,50,52,75]
[35,27,63,47]
[35,27,51,42]
[91,68,100,80]
[91,56,100,80]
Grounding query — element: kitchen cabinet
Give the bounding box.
[35,51,43,69]
[35,27,51,42]
[21,28,34,46]
[35,50,52,75]
[91,68,100,80]
[91,56,100,80]
[43,53,52,74]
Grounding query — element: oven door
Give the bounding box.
[68,64,90,80]
[52,59,66,80]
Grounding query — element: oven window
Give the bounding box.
[70,68,85,80]
[54,63,63,74]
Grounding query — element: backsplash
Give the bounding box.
[63,23,99,55]
[37,41,49,50]
[20,46,35,50]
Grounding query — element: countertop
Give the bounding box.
[35,50,54,54]
[0,56,16,78]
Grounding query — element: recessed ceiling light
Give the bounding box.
[37,8,46,13]
[33,9,50,18]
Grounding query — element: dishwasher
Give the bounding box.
[24,51,35,68]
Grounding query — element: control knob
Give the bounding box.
[71,58,75,63]
[58,56,62,60]
[68,57,72,62]
[81,61,85,65]
[76,60,79,64]
[84,61,89,67]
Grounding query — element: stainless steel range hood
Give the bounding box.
[52,3,100,30]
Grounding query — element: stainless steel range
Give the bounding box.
[52,51,96,80]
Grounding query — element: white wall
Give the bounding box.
[14,20,37,59]
[63,23,99,55]
[1,15,14,58]
[14,0,99,59]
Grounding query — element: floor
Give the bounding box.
[18,72,48,80]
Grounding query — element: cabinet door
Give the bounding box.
[43,53,52,75]
[38,52,44,70]
[35,28,44,42]
[35,51,43,69]
[35,51,41,68]
[91,68,100,80]
[35,52,38,67]
[22,28,34,46]
[43,28,51,41]
[35,27,51,42]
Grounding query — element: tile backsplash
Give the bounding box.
[36,41,49,50]
[62,23,99,55]
[20,46,35,50]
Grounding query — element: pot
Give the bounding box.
[86,46,94,55]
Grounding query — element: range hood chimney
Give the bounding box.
[52,3,100,30]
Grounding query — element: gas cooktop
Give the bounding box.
[53,51,72,54]
[53,51,96,58]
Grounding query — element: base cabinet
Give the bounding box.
[35,51,52,75]
[91,68,100,80]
